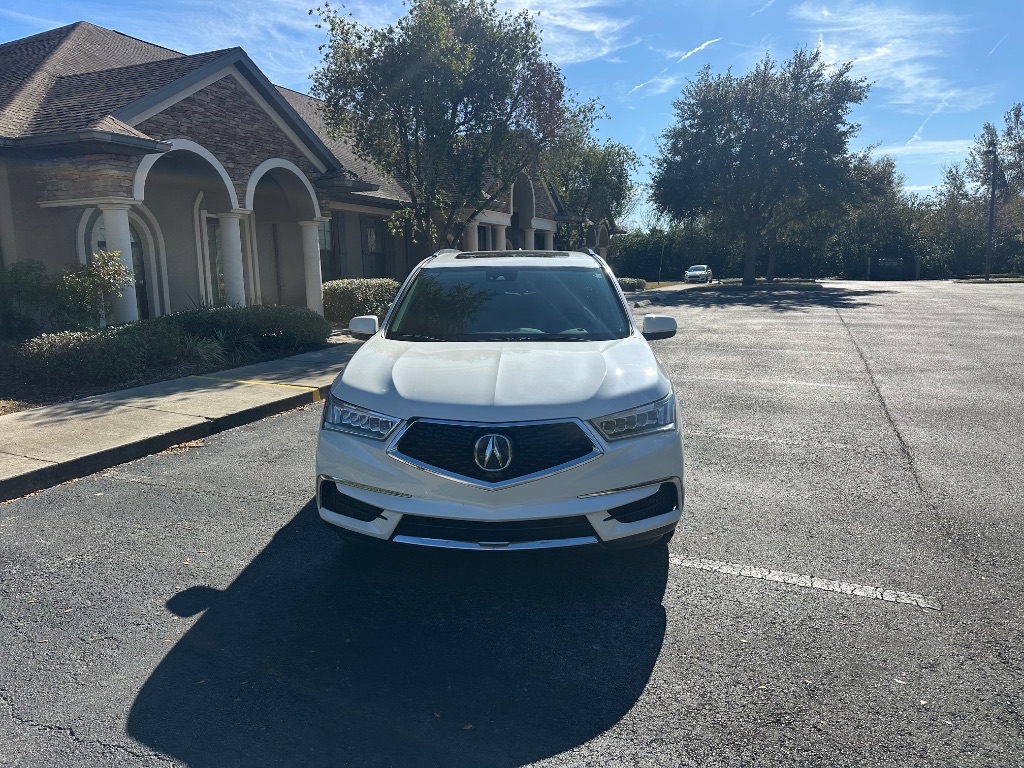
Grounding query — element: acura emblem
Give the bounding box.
[474,434,513,472]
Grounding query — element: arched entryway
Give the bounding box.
[135,140,241,313]
[78,210,160,319]
[246,159,323,313]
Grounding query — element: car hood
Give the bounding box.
[331,334,672,422]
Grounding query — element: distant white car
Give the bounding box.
[316,249,684,551]
[685,264,713,283]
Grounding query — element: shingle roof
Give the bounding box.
[276,86,410,204]
[0,21,195,139]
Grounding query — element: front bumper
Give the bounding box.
[315,425,684,551]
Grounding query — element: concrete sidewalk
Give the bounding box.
[0,340,360,502]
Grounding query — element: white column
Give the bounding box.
[99,204,139,324]
[494,225,507,251]
[463,222,479,251]
[218,213,246,307]
[299,221,324,315]
[523,227,535,251]
[543,230,554,251]
[599,247,608,259]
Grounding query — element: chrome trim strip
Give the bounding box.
[391,535,599,550]
[318,474,413,499]
[577,477,677,499]
[386,417,604,491]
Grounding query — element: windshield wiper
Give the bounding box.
[387,333,448,341]
[471,333,592,342]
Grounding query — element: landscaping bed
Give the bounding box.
[1,305,333,416]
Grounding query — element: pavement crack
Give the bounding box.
[834,308,928,500]
[835,307,983,568]
[0,688,177,763]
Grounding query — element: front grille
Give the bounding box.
[392,420,598,484]
[392,514,596,544]
[319,480,385,522]
[604,483,679,523]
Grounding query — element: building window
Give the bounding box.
[318,217,345,282]
[360,216,388,277]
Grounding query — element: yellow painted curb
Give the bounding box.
[191,376,323,402]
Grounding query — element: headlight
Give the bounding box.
[591,394,676,441]
[322,395,400,440]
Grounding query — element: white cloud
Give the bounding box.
[675,38,721,63]
[0,8,65,28]
[876,139,972,158]
[752,0,777,16]
[499,0,637,64]
[6,0,633,90]
[792,2,994,114]
[628,71,682,96]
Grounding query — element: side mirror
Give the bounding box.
[349,315,379,339]
[642,315,676,341]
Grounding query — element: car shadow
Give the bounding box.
[645,283,894,313]
[127,501,669,767]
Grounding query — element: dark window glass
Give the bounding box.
[387,265,629,342]
[319,216,347,281]
[361,216,388,277]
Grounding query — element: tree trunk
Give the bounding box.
[765,247,776,282]
[742,233,759,286]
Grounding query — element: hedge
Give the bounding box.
[323,278,401,325]
[5,304,331,391]
[155,305,331,352]
[617,277,647,292]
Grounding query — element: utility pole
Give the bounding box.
[984,146,997,281]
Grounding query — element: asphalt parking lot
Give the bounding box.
[1,280,1022,767]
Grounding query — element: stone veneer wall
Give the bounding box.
[35,153,138,202]
[138,74,323,209]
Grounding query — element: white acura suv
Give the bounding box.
[316,250,684,551]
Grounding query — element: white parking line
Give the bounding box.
[671,555,942,611]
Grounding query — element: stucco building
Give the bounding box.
[0,22,604,324]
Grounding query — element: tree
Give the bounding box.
[312,0,574,258]
[921,164,985,277]
[540,106,639,249]
[651,48,869,285]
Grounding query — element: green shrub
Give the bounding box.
[179,334,226,367]
[5,304,331,395]
[231,305,332,351]
[59,250,134,329]
[323,278,401,325]
[617,277,647,292]
[0,260,61,341]
[214,328,259,363]
[115,319,182,368]
[15,328,147,387]
[155,305,330,353]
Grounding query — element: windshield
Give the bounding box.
[386,265,630,342]
[688,265,706,271]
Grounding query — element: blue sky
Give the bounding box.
[2,0,1020,216]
